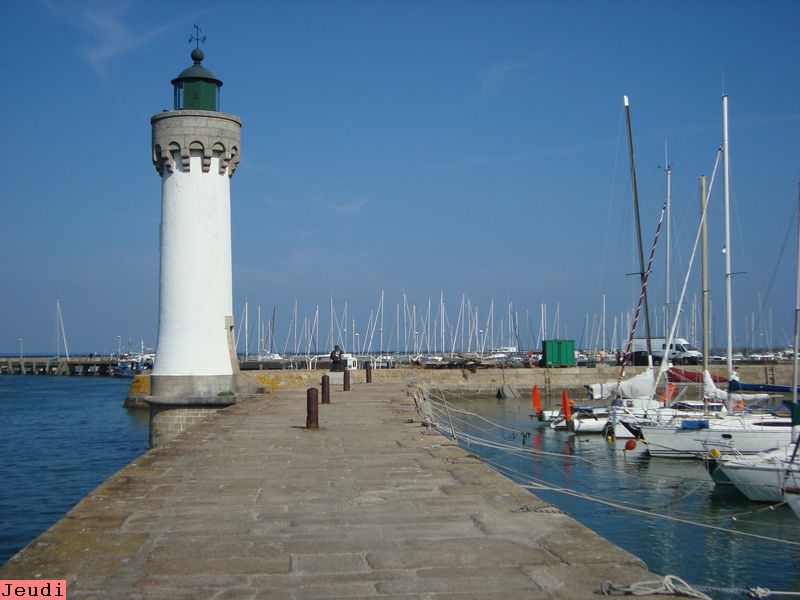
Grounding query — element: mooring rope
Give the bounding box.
[600,574,712,598]
[601,576,800,599]
[410,383,800,546]
[521,479,800,547]
[420,386,715,486]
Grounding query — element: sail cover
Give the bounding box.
[586,366,656,401]
[703,370,771,403]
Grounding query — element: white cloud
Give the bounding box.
[331,198,368,215]
[40,0,193,77]
[439,53,541,115]
[477,59,529,100]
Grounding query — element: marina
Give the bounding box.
[413,384,800,598]
[2,3,799,598]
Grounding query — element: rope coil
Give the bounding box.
[600,574,712,598]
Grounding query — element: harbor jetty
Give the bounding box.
[1,355,121,376]
[1,378,663,598]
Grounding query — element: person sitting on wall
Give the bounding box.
[330,345,345,372]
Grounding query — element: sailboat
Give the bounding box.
[708,422,800,500]
[637,96,795,457]
[707,184,800,497]
[583,97,731,438]
[566,96,665,436]
[576,97,718,435]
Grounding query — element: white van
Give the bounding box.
[630,338,702,365]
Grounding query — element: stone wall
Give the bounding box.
[128,363,795,406]
[245,370,327,391]
[149,404,220,447]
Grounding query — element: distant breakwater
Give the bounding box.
[1,355,122,376]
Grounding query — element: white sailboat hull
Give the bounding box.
[641,423,792,459]
[539,409,560,422]
[571,417,609,433]
[719,458,800,502]
[786,491,800,518]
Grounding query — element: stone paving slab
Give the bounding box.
[1,380,663,598]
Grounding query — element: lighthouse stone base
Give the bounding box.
[150,373,237,399]
[145,373,241,448]
[145,392,241,449]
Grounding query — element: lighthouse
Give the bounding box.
[149,36,241,414]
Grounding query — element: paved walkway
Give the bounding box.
[1,380,661,598]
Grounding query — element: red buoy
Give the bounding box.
[532,385,542,415]
[624,439,637,451]
[561,389,572,422]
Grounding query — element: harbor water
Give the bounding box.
[449,393,800,598]
[0,376,149,563]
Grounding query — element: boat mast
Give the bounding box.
[256,304,261,356]
[624,95,653,356]
[700,175,710,415]
[602,294,606,355]
[270,305,276,354]
[554,301,560,338]
[55,298,61,360]
[664,143,672,336]
[244,300,249,359]
[540,303,547,346]
[440,292,445,355]
[722,94,734,381]
[56,298,70,360]
[792,182,800,441]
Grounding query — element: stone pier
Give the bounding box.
[1,380,663,599]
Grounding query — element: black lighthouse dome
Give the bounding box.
[171,47,223,111]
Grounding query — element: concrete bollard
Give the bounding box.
[366,363,372,383]
[343,369,351,392]
[306,387,319,429]
[321,374,330,404]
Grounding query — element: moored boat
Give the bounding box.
[641,416,793,459]
[786,488,800,518]
[715,448,800,502]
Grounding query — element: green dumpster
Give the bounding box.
[542,339,575,367]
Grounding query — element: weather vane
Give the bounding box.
[189,24,206,49]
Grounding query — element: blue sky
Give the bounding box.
[1,0,799,355]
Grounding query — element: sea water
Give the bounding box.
[451,394,800,598]
[0,376,149,563]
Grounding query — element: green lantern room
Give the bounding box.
[172,48,222,111]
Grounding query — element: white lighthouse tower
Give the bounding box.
[150,38,241,402]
